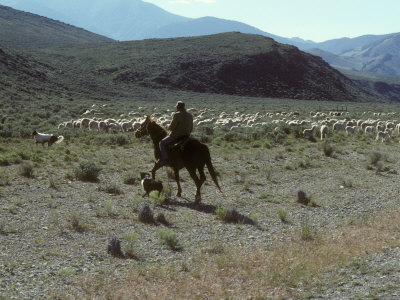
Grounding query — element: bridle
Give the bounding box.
[135,117,150,138]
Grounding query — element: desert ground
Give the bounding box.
[1,93,400,299]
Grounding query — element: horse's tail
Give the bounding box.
[56,135,64,144]
[204,146,222,193]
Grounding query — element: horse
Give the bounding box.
[135,116,221,203]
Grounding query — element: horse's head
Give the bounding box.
[135,116,151,138]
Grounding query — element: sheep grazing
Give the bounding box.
[376,131,390,143]
[365,126,374,134]
[98,121,108,131]
[333,122,346,131]
[320,125,328,139]
[345,126,357,135]
[89,120,99,131]
[396,123,400,134]
[32,130,64,147]
[80,118,91,129]
[303,125,317,138]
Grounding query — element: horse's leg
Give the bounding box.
[187,167,202,204]
[151,163,162,179]
[198,164,206,186]
[174,167,182,197]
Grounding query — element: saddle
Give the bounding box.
[168,135,191,152]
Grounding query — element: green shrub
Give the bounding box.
[94,134,130,146]
[322,142,334,157]
[0,153,22,166]
[278,207,288,222]
[68,212,89,233]
[123,172,137,185]
[98,182,123,195]
[215,207,255,225]
[74,160,102,182]
[104,199,118,216]
[300,221,315,241]
[123,232,139,259]
[369,151,385,166]
[19,161,34,178]
[158,229,182,251]
[0,169,10,186]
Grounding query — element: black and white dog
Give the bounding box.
[32,130,64,147]
[140,172,163,197]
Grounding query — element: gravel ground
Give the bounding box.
[313,247,400,299]
[1,134,400,299]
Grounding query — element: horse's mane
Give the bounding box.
[148,118,167,140]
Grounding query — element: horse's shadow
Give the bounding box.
[165,197,266,231]
[166,197,217,215]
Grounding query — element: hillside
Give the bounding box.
[0,5,112,51]
[306,48,361,70]
[0,4,396,103]
[35,32,373,101]
[0,46,59,98]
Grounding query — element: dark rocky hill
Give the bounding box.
[67,32,371,101]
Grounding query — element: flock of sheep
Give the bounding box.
[57,105,399,143]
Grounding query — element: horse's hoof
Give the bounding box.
[176,192,182,197]
[194,195,201,204]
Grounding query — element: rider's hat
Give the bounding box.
[176,101,185,110]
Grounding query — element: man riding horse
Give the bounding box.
[156,101,193,168]
[134,104,220,202]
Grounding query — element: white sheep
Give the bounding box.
[98,121,108,131]
[365,126,374,134]
[320,125,328,139]
[303,125,317,138]
[333,122,346,131]
[120,122,133,132]
[80,118,91,129]
[396,123,400,134]
[89,120,99,131]
[376,131,390,142]
[345,126,357,135]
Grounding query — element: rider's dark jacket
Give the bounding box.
[169,110,193,137]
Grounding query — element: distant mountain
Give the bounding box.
[0,0,313,49]
[307,34,400,77]
[310,34,394,55]
[306,48,361,70]
[0,5,112,51]
[0,0,189,40]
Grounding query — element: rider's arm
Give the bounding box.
[169,114,179,132]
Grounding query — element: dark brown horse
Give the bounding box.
[135,116,221,203]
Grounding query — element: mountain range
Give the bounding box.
[1,0,399,78]
[1,3,400,103]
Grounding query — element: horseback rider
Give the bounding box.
[156,101,193,167]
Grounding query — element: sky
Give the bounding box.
[144,0,400,42]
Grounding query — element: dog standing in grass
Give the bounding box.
[32,130,64,147]
[140,172,163,197]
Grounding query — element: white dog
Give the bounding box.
[32,130,64,147]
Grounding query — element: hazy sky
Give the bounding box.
[144,0,399,42]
